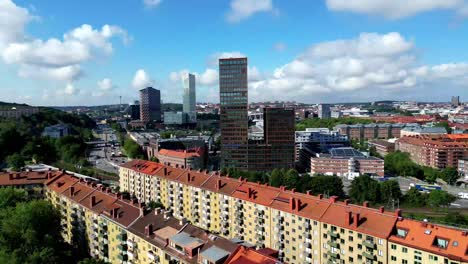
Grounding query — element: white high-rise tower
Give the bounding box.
[183,73,196,123]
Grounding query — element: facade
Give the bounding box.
[295,128,349,171]
[0,106,39,119]
[129,101,140,120]
[156,148,205,170]
[318,104,331,119]
[335,123,419,141]
[400,126,447,137]
[163,111,188,125]
[219,57,249,169]
[452,96,461,107]
[42,124,71,138]
[458,159,468,178]
[368,140,396,157]
[139,87,161,123]
[396,135,468,169]
[119,160,468,264]
[310,148,385,178]
[44,173,242,264]
[183,73,197,124]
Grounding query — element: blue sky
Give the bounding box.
[1,0,468,106]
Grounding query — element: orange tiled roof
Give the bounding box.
[389,219,468,262]
[0,170,62,186]
[447,134,468,141]
[158,148,202,159]
[224,246,278,264]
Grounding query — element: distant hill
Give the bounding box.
[0,101,33,110]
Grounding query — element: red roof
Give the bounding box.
[0,170,62,186]
[158,148,203,159]
[224,246,279,264]
[389,219,468,262]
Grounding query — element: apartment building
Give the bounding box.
[396,135,468,169]
[0,169,62,196]
[156,148,205,170]
[310,148,385,178]
[335,123,419,141]
[119,160,468,264]
[368,140,396,157]
[0,106,39,119]
[44,173,245,264]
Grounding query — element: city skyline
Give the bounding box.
[1,0,468,106]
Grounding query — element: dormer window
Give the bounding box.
[396,228,408,238]
[432,237,449,249]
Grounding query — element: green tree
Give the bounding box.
[440,167,460,185]
[304,175,345,197]
[380,180,402,203]
[0,188,28,209]
[349,175,381,203]
[427,190,457,208]
[443,212,468,227]
[123,138,145,159]
[6,153,25,170]
[284,169,300,189]
[403,188,427,207]
[269,169,284,187]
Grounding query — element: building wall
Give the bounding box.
[139,87,161,123]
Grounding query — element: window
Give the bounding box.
[349,246,353,252]
[402,247,408,253]
[378,250,383,256]
[349,236,354,242]
[391,244,397,250]
[402,260,408,264]
[391,256,397,261]
[358,233,362,239]
[429,255,438,261]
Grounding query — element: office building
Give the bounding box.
[295,128,349,171]
[42,124,71,138]
[310,147,385,178]
[129,101,140,120]
[318,104,331,119]
[335,123,419,141]
[219,57,249,169]
[458,159,468,179]
[139,87,161,123]
[119,160,468,264]
[163,111,188,125]
[400,126,447,137]
[452,96,461,107]
[183,73,197,124]
[396,135,468,169]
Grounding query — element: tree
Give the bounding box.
[427,190,457,208]
[349,175,381,203]
[443,212,468,227]
[0,188,28,209]
[78,258,109,264]
[284,169,300,189]
[403,188,427,207]
[269,169,284,187]
[6,153,25,171]
[440,167,460,185]
[380,180,402,203]
[123,138,145,159]
[304,175,345,197]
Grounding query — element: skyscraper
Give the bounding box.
[219,57,249,169]
[318,104,331,119]
[451,96,461,106]
[139,87,161,123]
[183,73,197,123]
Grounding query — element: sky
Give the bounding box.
[1,0,468,106]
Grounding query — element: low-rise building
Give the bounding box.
[400,126,447,137]
[157,148,205,169]
[335,123,419,141]
[396,135,468,169]
[311,147,385,178]
[368,139,396,157]
[42,124,72,138]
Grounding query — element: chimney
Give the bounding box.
[280,185,285,191]
[187,173,191,182]
[379,206,384,213]
[306,190,311,195]
[47,172,52,179]
[70,187,75,197]
[291,188,296,193]
[354,213,360,228]
[395,209,402,218]
[248,187,253,199]
[238,177,243,182]
[90,196,96,207]
[318,194,323,199]
[113,208,119,218]
[164,167,168,176]
[216,179,221,191]
[345,211,352,226]
[363,201,369,208]
[296,199,302,211]
[139,202,145,208]
[344,199,350,205]
[139,207,145,217]
[289,197,296,211]
[8,173,13,180]
[330,196,338,203]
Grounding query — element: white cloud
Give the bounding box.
[326,0,466,19]
[98,78,115,91]
[226,0,276,23]
[247,32,468,102]
[208,51,246,66]
[58,83,79,96]
[143,0,162,9]
[132,69,154,89]
[273,42,286,52]
[0,0,129,85]
[169,69,218,86]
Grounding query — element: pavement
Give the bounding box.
[88,125,128,175]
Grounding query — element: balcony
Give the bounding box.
[328,251,339,259]
[363,240,375,249]
[116,233,127,241]
[363,251,375,260]
[117,244,128,252]
[327,230,339,238]
[327,240,339,248]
